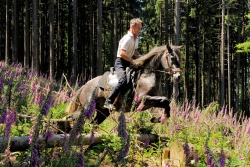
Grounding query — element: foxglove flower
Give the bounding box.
[219,151,226,167]
[41,94,53,116]
[0,108,7,123]
[90,129,95,144]
[136,102,144,112]
[118,111,128,139]
[183,142,190,160]
[42,129,54,141]
[206,155,212,165]
[134,92,139,104]
[85,98,96,119]
[144,137,150,148]
[77,151,84,167]
[5,109,16,139]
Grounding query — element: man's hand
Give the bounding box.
[132,59,142,67]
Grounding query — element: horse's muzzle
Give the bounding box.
[173,72,181,82]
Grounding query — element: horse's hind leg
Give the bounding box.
[143,95,170,123]
[93,108,110,125]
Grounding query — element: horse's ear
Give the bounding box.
[166,43,173,53]
[171,45,183,50]
[176,45,183,49]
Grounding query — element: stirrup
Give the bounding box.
[104,101,116,110]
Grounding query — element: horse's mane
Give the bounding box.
[136,45,182,67]
[137,45,166,65]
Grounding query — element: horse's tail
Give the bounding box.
[65,86,84,115]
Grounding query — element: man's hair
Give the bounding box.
[130,18,142,27]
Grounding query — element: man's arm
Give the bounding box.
[120,49,141,67]
[120,49,134,63]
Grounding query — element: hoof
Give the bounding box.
[150,117,160,123]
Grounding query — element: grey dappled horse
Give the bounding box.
[65,44,182,124]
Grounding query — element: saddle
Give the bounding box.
[98,67,139,91]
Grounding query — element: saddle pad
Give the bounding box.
[98,71,119,90]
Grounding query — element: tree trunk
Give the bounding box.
[113,0,118,64]
[12,0,17,62]
[32,0,39,73]
[220,0,225,107]
[67,1,72,79]
[201,34,205,107]
[0,133,162,153]
[227,7,231,110]
[72,0,77,80]
[90,14,95,78]
[24,0,30,67]
[173,0,180,101]
[5,0,11,64]
[49,0,55,79]
[97,0,103,76]
[184,0,189,101]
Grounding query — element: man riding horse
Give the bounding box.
[104,18,144,110]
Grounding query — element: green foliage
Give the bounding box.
[236,41,250,53]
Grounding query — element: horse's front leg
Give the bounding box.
[143,95,170,123]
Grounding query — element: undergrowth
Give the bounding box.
[0,62,249,167]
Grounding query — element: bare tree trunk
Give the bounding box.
[173,0,180,101]
[184,0,189,101]
[32,0,39,73]
[12,0,17,62]
[201,34,205,107]
[90,15,94,78]
[5,0,11,64]
[220,0,225,107]
[49,0,55,79]
[97,0,103,75]
[227,7,231,110]
[72,0,77,80]
[67,1,73,78]
[113,0,118,64]
[24,0,30,67]
[0,133,161,153]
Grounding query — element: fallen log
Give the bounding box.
[0,133,165,153]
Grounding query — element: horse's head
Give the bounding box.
[161,44,182,82]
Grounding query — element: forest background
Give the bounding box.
[0,0,249,116]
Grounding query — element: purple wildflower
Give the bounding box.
[29,115,36,144]
[118,111,128,139]
[210,163,215,167]
[194,153,199,163]
[206,155,212,165]
[5,109,16,139]
[0,78,4,91]
[165,163,170,167]
[136,102,145,112]
[0,108,7,123]
[77,151,84,167]
[90,129,95,144]
[134,92,139,104]
[118,136,130,163]
[144,137,150,148]
[41,95,53,116]
[219,151,226,167]
[30,148,43,167]
[124,136,130,156]
[183,142,190,159]
[85,98,96,119]
[42,129,54,141]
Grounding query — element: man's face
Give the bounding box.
[132,23,142,36]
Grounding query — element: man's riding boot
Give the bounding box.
[104,76,126,110]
